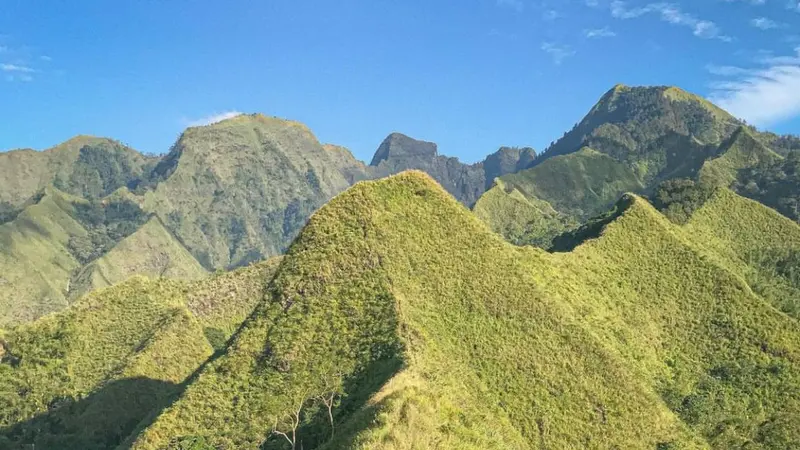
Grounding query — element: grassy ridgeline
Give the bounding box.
[131,171,800,449]
[0,257,281,450]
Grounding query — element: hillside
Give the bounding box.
[0,136,153,212]
[0,187,87,325]
[539,85,741,177]
[128,172,800,449]
[473,86,797,248]
[0,255,282,450]
[69,216,208,300]
[0,277,213,450]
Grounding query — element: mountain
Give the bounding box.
[137,114,356,270]
[0,115,538,325]
[124,172,800,449]
[0,257,281,450]
[0,136,154,215]
[367,132,535,206]
[474,85,798,248]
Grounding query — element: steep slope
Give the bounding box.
[732,151,800,223]
[473,178,575,248]
[475,147,642,247]
[131,172,800,449]
[0,188,87,325]
[474,86,792,248]
[539,85,741,179]
[0,136,153,211]
[70,216,207,299]
[184,257,282,349]
[367,133,535,206]
[699,127,782,188]
[0,277,214,450]
[141,114,356,270]
[681,188,800,318]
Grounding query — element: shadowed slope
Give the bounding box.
[0,278,213,449]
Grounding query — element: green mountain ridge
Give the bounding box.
[0,257,281,449]
[123,171,800,449]
[474,85,800,249]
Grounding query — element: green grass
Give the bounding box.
[699,127,782,187]
[0,251,283,449]
[474,148,641,247]
[72,216,208,299]
[0,277,213,449]
[0,187,88,326]
[130,171,800,449]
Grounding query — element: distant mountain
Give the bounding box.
[0,116,535,325]
[0,136,153,213]
[475,85,799,248]
[367,132,535,205]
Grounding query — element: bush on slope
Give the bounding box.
[0,278,213,449]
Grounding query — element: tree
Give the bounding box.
[154,252,172,278]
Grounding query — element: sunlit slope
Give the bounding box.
[474,147,640,247]
[72,216,207,299]
[184,257,283,349]
[0,188,87,325]
[473,179,576,247]
[0,136,152,208]
[141,114,355,270]
[0,278,213,450]
[131,171,800,449]
[699,127,782,187]
[682,188,800,318]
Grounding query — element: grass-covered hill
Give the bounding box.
[123,171,800,449]
[0,186,210,326]
[0,257,281,450]
[474,85,799,248]
[0,136,154,214]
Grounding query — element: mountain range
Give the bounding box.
[2,84,800,449]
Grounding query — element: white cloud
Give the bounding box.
[543,10,562,20]
[496,0,524,11]
[186,111,243,127]
[585,27,617,38]
[40,55,52,62]
[708,48,800,126]
[723,0,766,4]
[610,2,731,41]
[1,63,34,73]
[541,42,576,64]
[750,17,780,29]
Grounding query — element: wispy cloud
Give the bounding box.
[543,10,562,20]
[585,27,617,38]
[1,63,34,73]
[186,111,243,127]
[610,2,731,41]
[496,0,524,11]
[708,48,800,126]
[750,17,780,29]
[541,42,576,64]
[723,0,766,4]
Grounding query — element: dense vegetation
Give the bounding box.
[124,172,800,449]
[0,257,280,449]
[67,197,150,264]
[734,151,800,222]
[473,87,797,249]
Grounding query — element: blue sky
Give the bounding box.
[2,0,800,162]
